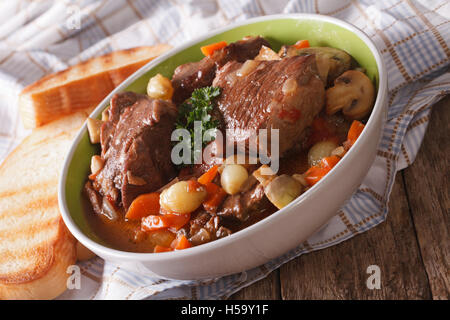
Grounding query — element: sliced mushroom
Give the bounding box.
[252,164,276,187]
[325,70,375,120]
[297,47,352,85]
[264,174,303,209]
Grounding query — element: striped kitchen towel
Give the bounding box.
[0,0,448,299]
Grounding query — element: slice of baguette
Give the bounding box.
[0,110,90,300]
[19,44,171,129]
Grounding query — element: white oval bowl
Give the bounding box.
[59,14,387,280]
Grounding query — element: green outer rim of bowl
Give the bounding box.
[59,14,386,260]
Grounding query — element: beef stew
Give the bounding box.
[83,36,375,253]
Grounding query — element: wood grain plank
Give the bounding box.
[402,96,450,299]
[279,174,431,299]
[230,270,281,300]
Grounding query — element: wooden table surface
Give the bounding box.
[231,95,449,300]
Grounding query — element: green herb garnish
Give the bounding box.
[175,86,221,164]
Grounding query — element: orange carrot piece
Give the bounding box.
[203,182,227,213]
[197,165,219,185]
[141,212,191,232]
[170,234,192,250]
[125,192,160,220]
[200,41,227,56]
[187,179,204,192]
[204,181,220,194]
[321,155,340,170]
[304,166,328,186]
[293,39,310,50]
[141,215,167,232]
[164,212,191,231]
[304,156,340,186]
[154,245,173,253]
[346,120,365,147]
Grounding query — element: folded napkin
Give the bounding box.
[0,0,448,300]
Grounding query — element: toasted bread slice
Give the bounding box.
[0,110,90,299]
[19,44,171,129]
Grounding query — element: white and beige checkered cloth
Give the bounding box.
[0,0,448,299]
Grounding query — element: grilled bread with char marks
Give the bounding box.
[0,110,91,299]
[1,44,170,299]
[19,44,171,129]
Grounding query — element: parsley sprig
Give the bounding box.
[175,86,221,164]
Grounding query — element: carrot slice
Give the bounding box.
[141,212,191,232]
[141,215,167,231]
[200,41,227,56]
[125,192,160,220]
[304,156,341,186]
[321,155,340,169]
[164,212,191,231]
[204,181,220,194]
[170,234,192,250]
[346,120,365,147]
[197,165,219,185]
[154,245,173,253]
[304,166,328,186]
[293,39,310,50]
[203,182,227,213]
[187,179,204,192]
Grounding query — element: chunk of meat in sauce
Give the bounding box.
[100,92,138,156]
[188,211,232,245]
[217,183,270,222]
[212,55,325,156]
[84,180,103,216]
[171,36,270,104]
[93,92,177,209]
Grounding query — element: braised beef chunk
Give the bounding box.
[100,92,139,156]
[212,55,325,156]
[171,36,270,104]
[171,58,216,105]
[108,91,139,123]
[188,211,232,245]
[94,92,177,209]
[212,36,270,65]
[217,183,268,221]
[84,180,103,216]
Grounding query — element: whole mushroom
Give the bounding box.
[325,70,375,120]
[252,165,304,209]
[297,47,352,85]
